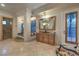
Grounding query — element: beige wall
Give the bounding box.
[0,10,13,17]
[36,6,79,45]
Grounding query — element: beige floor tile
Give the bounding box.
[0,39,57,56]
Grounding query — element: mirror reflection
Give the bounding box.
[17,16,24,37]
[39,16,56,31]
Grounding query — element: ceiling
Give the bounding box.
[0,3,47,14]
[0,3,79,16]
[33,3,79,15]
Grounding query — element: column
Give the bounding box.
[12,16,17,39]
[0,16,3,40]
[24,8,32,41]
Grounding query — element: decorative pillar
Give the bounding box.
[24,8,32,41]
[12,16,17,39]
[0,16,3,40]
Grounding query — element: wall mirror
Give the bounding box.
[39,16,56,30]
[17,16,24,37]
[31,17,36,36]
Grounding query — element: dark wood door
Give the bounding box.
[2,17,12,40]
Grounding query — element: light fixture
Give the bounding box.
[1,3,5,7]
[42,22,47,26]
[42,15,50,19]
[42,12,49,33]
[41,12,50,19]
[31,17,36,21]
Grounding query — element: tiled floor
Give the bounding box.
[0,39,57,56]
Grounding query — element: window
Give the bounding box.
[66,12,77,43]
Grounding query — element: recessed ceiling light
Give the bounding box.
[1,3,5,7]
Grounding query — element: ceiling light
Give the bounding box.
[1,3,5,7]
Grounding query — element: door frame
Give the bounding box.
[65,11,78,44]
[2,17,13,40]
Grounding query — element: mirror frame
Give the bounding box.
[39,16,56,30]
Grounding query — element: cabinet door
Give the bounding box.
[39,33,44,42]
[48,34,55,45]
[43,34,49,43]
[36,33,39,41]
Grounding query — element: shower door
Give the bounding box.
[65,12,77,44]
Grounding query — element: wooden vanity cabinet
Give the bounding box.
[36,32,55,45]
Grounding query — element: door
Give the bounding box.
[65,12,77,44]
[2,17,12,40]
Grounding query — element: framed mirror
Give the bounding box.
[31,20,36,36]
[39,16,56,30]
[17,16,24,37]
[39,19,45,30]
[31,17,36,36]
[47,16,56,30]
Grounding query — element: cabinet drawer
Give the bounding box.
[39,35,44,42]
[36,32,55,45]
[44,38,48,43]
[49,39,54,45]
